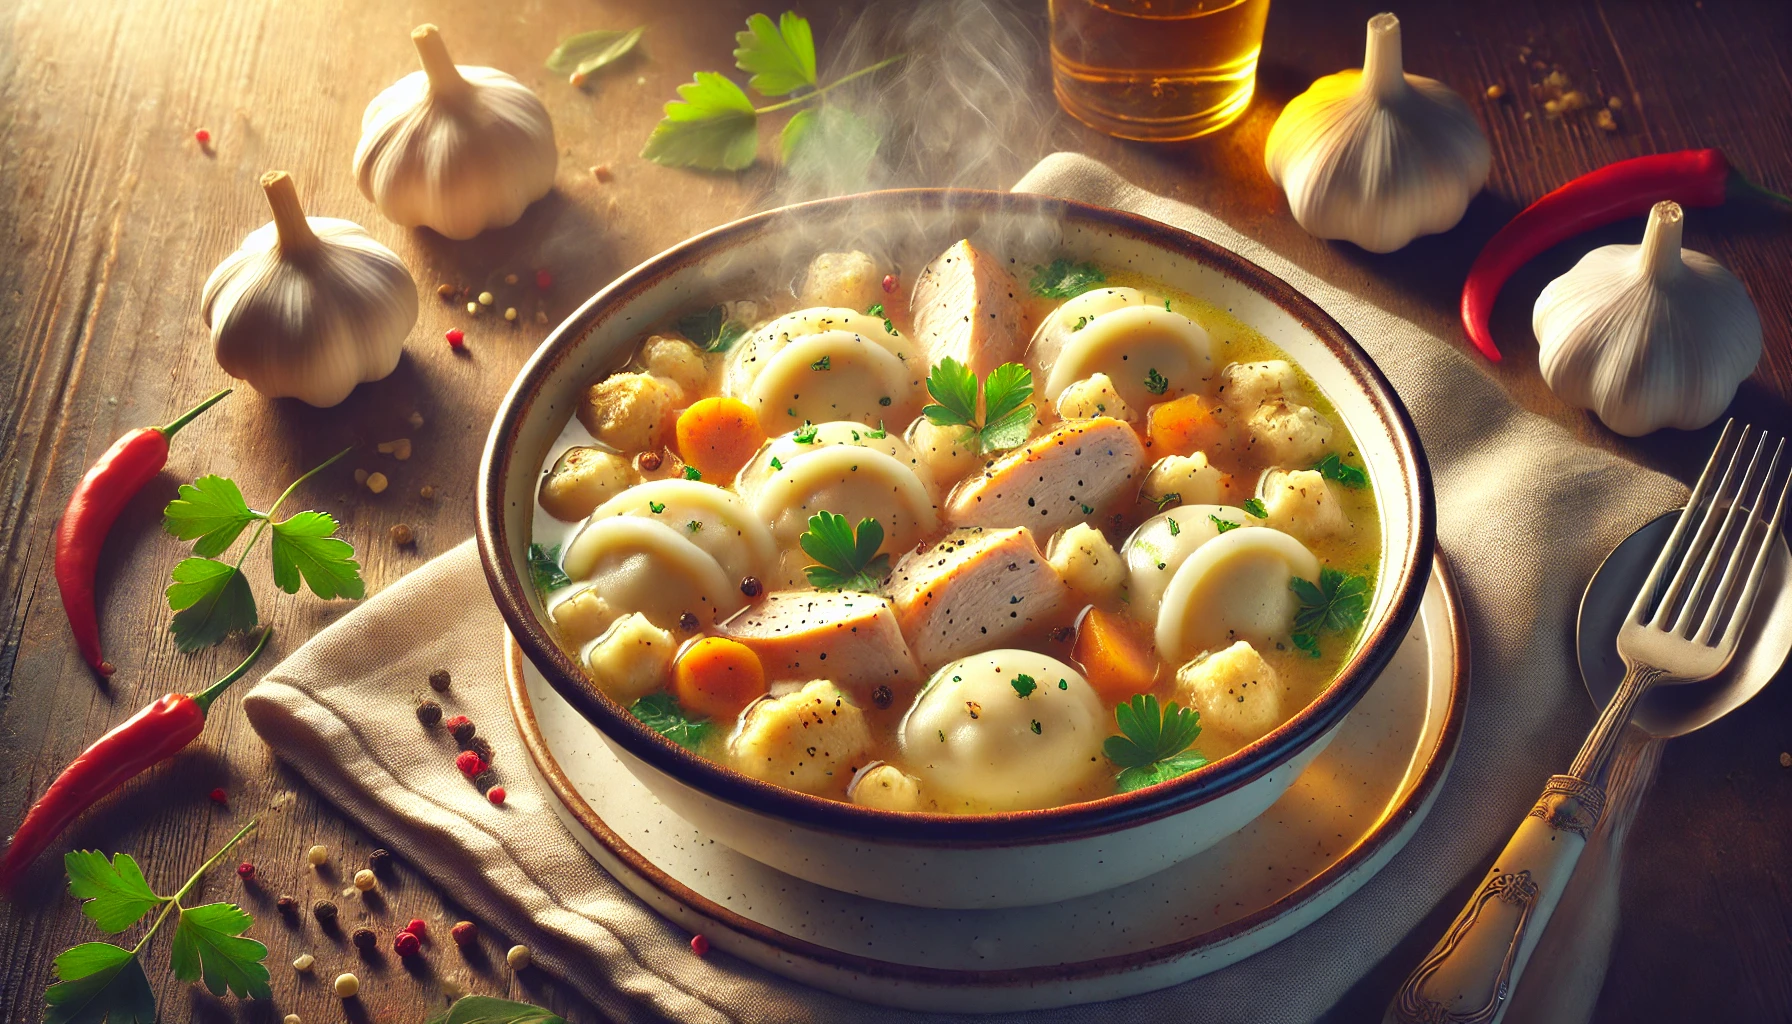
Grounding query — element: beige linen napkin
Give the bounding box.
[244,154,1684,1023]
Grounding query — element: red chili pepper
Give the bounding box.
[1461,149,1790,361]
[0,630,269,894]
[54,389,231,675]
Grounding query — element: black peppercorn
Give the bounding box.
[428,668,451,692]
[352,927,378,952]
[416,698,443,726]
[312,899,339,925]
[368,848,392,875]
[473,768,499,791]
[739,576,763,598]
[276,895,298,913]
[678,612,699,632]
[470,736,495,763]
[872,685,893,709]
[448,718,476,745]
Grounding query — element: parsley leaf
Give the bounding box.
[161,476,262,557]
[1314,452,1369,489]
[1144,368,1169,396]
[527,543,571,594]
[865,303,898,335]
[65,852,160,934]
[1103,694,1207,793]
[44,943,155,1024]
[810,354,831,371]
[648,501,666,514]
[675,304,749,353]
[1011,674,1038,698]
[1209,514,1240,535]
[733,11,816,96]
[1291,632,1321,659]
[923,359,1036,454]
[799,511,890,592]
[922,357,978,428]
[269,512,364,600]
[1151,492,1181,511]
[865,421,887,439]
[768,457,783,471]
[545,26,645,78]
[166,559,257,652]
[641,71,759,171]
[792,422,819,444]
[1242,497,1268,518]
[1167,517,1181,537]
[1029,258,1105,298]
[426,995,570,1024]
[682,465,703,480]
[1288,568,1371,657]
[170,902,271,1000]
[630,692,712,750]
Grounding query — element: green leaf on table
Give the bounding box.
[1313,452,1369,489]
[428,994,568,1024]
[1028,258,1105,299]
[65,851,161,934]
[169,902,271,1000]
[546,26,644,77]
[733,11,817,96]
[629,692,713,751]
[269,511,364,600]
[780,106,879,193]
[162,476,262,558]
[166,558,257,652]
[527,543,571,594]
[44,943,155,1024]
[1103,693,1207,793]
[799,511,889,593]
[641,72,759,171]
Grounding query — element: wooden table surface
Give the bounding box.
[2,0,1788,1021]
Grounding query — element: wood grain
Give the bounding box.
[0,0,1786,1021]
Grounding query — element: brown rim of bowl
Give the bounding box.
[478,188,1437,846]
[506,550,1468,986]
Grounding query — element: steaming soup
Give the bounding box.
[530,240,1380,813]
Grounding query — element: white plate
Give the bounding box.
[508,555,1466,1013]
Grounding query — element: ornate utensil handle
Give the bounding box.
[1385,774,1606,1024]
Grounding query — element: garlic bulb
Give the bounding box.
[202,171,417,408]
[354,24,556,240]
[1535,201,1761,437]
[1264,13,1491,253]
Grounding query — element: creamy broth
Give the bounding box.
[530,244,1380,814]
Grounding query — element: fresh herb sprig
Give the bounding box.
[1029,258,1105,299]
[161,450,363,652]
[528,544,572,595]
[428,996,568,1024]
[641,11,903,173]
[923,358,1036,455]
[676,304,749,353]
[45,821,269,1024]
[1103,694,1207,793]
[631,692,712,750]
[1313,452,1369,489]
[1290,567,1371,658]
[546,26,645,85]
[799,511,890,592]
[1242,497,1269,519]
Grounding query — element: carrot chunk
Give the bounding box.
[672,636,767,719]
[1147,394,1228,457]
[675,397,765,482]
[1073,607,1160,704]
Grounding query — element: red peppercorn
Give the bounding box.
[208,787,228,805]
[535,269,553,290]
[237,862,255,880]
[393,930,422,957]
[881,274,897,293]
[487,786,507,805]
[451,920,478,946]
[690,934,710,956]
[405,918,428,937]
[456,750,490,778]
[194,128,211,145]
[445,328,465,348]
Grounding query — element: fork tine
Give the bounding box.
[1709,439,1790,651]
[1672,431,1769,637]
[1645,422,1750,626]
[1630,420,1741,624]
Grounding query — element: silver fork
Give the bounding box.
[1388,420,1791,1024]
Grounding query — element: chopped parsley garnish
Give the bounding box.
[1163,298,1172,311]
[675,305,748,353]
[865,303,897,335]
[1242,497,1268,518]
[648,501,666,514]
[1144,368,1169,396]
[1151,492,1181,512]
[1313,452,1369,489]
[1167,518,1181,537]
[1104,693,1208,793]
[1072,315,1089,331]
[792,422,820,444]
[1031,720,1042,735]
[630,692,712,750]
[1011,674,1038,698]
[922,358,1036,454]
[682,465,702,480]
[1029,258,1105,299]
[769,456,783,471]
[1058,678,1068,690]
[1209,514,1240,534]
[865,421,887,439]
[798,511,890,592]
[527,543,570,593]
[1080,504,1094,515]
[686,520,702,533]
[1289,567,1371,658]
[810,354,832,371]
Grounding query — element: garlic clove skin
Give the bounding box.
[1264,13,1491,253]
[354,24,557,240]
[202,171,418,408]
[1535,201,1761,437]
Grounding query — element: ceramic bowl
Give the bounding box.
[478,190,1436,909]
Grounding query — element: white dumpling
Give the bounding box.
[1155,526,1321,663]
[744,331,919,431]
[1258,468,1352,545]
[899,650,1105,811]
[562,515,744,631]
[749,444,939,559]
[588,479,776,584]
[1026,286,1151,376]
[1043,304,1213,412]
[1122,504,1257,621]
[724,307,915,397]
[736,420,931,500]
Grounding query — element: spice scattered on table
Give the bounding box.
[536,269,553,290]
[504,273,519,285]
[238,861,256,880]
[334,972,359,998]
[352,926,378,952]
[391,523,415,546]
[307,843,330,866]
[409,410,426,429]
[488,786,508,805]
[366,471,389,494]
[284,1014,301,1024]
[506,944,532,969]
[1780,751,1791,768]
[353,869,377,892]
[429,669,451,692]
[377,437,413,460]
[1485,83,1505,100]
[457,750,490,778]
[420,484,437,500]
[470,736,495,763]
[394,930,422,956]
[313,898,339,925]
[690,933,710,956]
[194,127,212,145]
[406,917,429,937]
[446,715,476,744]
[293,952,315,972]
[437,283,456,299]
[505,306,519,321]
[451,920,478,946]
[478,291,496,306]
[277,894,298,912]
[209,786,229,804]
[369,848,392,874]
[467,301,480,315]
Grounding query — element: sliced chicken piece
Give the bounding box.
[887,526,1070,671]
[716,591,920,704]
[945,417,1147,534]
[909,240,1026,377]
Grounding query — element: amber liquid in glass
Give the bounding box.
[1050,0,1271,141]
